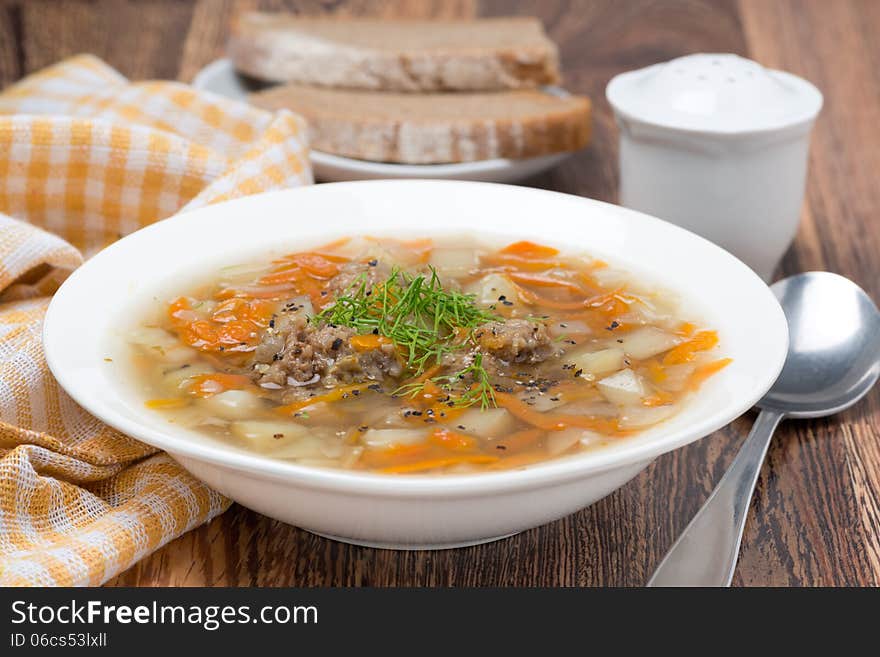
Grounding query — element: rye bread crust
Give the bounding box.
[249,85,591,164]
[229,14,561,92]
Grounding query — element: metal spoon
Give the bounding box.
[647,272,880,587]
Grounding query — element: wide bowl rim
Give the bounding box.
[43,180,788,497]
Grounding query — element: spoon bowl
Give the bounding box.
[760,272,880,418]
[649,271,880,586]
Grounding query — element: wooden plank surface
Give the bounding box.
[1,0,877,586]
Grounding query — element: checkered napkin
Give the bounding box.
[0,55,312,586]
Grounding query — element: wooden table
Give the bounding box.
[2,0,878,586]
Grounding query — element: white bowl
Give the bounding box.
[192,58,571,183]
[43,181,788,549]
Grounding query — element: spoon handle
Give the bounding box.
[646,409,784,587]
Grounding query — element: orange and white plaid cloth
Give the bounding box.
[0,55,312,586]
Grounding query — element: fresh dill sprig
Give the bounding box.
[316,266,500,407]
[431,353,497,410]
[394,353,497,409]
[317,266,496,372]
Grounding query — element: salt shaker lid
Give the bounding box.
[606,53,822,134]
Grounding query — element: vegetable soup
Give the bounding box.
[128,237,730,474]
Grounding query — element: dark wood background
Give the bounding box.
[1,0,878,586]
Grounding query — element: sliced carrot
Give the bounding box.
[215,283,299,300]
[387,443,429,455]
[415,379,444,401]
[494,428,543,451]
[362,237,433,264]
[398,238,434,263]
[593,295,631,318]
[296,251,349,266]
[494,392,568,430]
[494,392,621,434]
[308,237,351,254]
[257,267,309,286]
[375,443,432,459]
[273,250,349,268]
[552,295,631,321]
[177,318,261,352]
[686,358,733,390]
[167,296,199,327]
[663,330,719,365]
[211,298,275,326]
[395,365,446,410]
[642,389,675,407]
[585,287,628,308]
[145,398,189,409]
[554,414,625,433]
[488,450,548,470]
[211,250,347,300]
[430,428,477,451]
[357,443,432,470]
[514,284,586,310]
[219,321,257,348]
[481,256,564,272]
[349,334,392,352]
[508,271,589,294]
[397,377,466,423]
[677,321,697,337]
[274,251,348,271]
[515,283,627,312]
[380,454,499,474]
[545,382,602,404]
[176,319,216,346]
[500,241,559,259]
[577,270,602,291]
[646,360,668,384]
[398,363,443,389]
[186,373,253,398]
[169,293,269,353]
[275,383,373,415]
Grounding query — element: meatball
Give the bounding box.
[472,319,555,364]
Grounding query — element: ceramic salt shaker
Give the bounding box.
[606,54,822,281]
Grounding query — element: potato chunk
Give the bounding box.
[569,347,625,379]
[429,248,479,277]
[230,420,327,459]
[597,368,648,405]
[467,273,519,309]
[362,428,429,448]
[199,390,263,420]
[617,327,682,360]
[454,408,515,438]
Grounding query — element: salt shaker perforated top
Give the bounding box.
[607,53,823,280]
[608,53,822,134]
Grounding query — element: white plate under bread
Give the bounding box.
[192,58,572,183]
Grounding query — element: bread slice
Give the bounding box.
[249,84,590,164]
[229,13,560,92]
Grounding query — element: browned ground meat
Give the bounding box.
[243,262,403,397]
[247,307,403,394]
[472,319,555,364]
[245,269,551,399]
[326,261,387,299]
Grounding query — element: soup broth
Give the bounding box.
[128,237,730,474]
